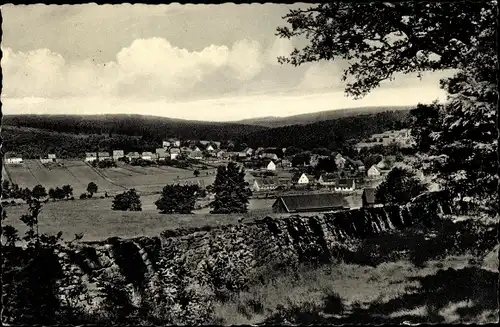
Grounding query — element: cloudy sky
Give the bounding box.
[1,4,454,121]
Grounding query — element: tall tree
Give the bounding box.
[31,185,47,200]
[155,184,201,214]
[376,167,428,205]
[210,162,252,214]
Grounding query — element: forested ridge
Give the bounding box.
[2,110,410,158]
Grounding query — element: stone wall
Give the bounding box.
[2,196,453,324]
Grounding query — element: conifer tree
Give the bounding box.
[210,162,252,214]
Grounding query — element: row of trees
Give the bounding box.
[110,162,251,214]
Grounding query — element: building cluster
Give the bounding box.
[355,129,416,151]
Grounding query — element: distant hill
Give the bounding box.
[234,110,412,150]
[236,106,414,127]
[2,114,269,141]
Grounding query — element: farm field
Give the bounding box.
[3,195,277,241]
[4,159,227,195]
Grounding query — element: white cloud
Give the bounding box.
[1,37,267,100]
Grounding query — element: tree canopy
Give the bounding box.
[155,184,201,214]
[277,1,497,97]
[376,167,428,205]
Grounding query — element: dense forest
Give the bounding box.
[2,114,267,142]
[1,126,162,159]
[236,106,412,127]
[2,110,410,158]
[234,110,411,149]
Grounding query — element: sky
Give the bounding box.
[1,4,455,121]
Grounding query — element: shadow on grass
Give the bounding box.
[262,267,499,325]
[340,219,498,267]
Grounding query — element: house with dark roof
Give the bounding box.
[362,188,377,207]
[113,150,124,161]
[5,153,24,164]
[272,193,350,213]
[334,178,356,192]
[85,152,97,162]
[318,173,337,186]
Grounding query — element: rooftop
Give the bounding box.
[275,193,349,212]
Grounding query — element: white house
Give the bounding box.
[334,179,356,192]
[141,152,154,161]
[5,155,23,164]
[206,144,215,152]
[252,178,278,192]
[292,173,310,185]
[162,140,171,148]
[156,148,169,160]
[244,148,254,156]
[40,154,56,164]
[170,148,180,160]
[113,150,124,161]
[266,160,276,171]
[367,165,382,178]
[85,152,97,162]
[126,152,141,160]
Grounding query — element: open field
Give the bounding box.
[4,159,225,195]
[2,195,277,241]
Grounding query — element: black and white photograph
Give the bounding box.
[1,2,498,325]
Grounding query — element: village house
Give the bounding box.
[162,140,171,148]
[216,150,226,158]
[168,139,181,147]
[272,193,350,213]
[126,152,141,160]
[334,178,356,192]
[5,154,23,164]
[355,129,416,151]
[252,178,279,192]
[190,151,203,160]
[141,152,154,161]
[199,140,210,146]
[113,150,124,161]
[156,148,169,160]
[266,160,276,171]
[261,152,279,161]
[205,144,215,152]
[318,173,337,186]
[244,147,254,156]
[362,188,378,208]
[40,153,57,164]
[281,159,292,168]
[255,147,265,155]
[345,157,365,172]
[97,152,111,161]
[292,172,310,185]
[169,148,181,160]
[85,152,97,162]
[367,165,382,179]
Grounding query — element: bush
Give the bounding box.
[79,193,88,199]
[112,189,142,211]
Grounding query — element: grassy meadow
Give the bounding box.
[2,194,277,241]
